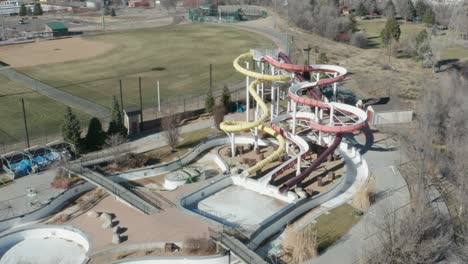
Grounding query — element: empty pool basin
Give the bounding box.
[0,225,90,264]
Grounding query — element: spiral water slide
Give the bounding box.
[219,52,289,174]
[265,53,367,192]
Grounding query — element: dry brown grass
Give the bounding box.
[352,175,376,211]
[183,237,216,255]
[283,224,318,263]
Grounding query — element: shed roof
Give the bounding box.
[46,21,67,30]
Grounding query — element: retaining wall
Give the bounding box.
[0,182,94,232]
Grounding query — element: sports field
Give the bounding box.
[11,24,274,110]
[0,75,88,146]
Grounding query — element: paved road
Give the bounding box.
[0,67,110,118]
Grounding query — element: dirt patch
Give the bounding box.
[0,37,115,67]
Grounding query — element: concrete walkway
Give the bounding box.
[0,67,110,119]
[305,132,411,264]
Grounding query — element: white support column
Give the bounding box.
[292,101,297,135]
[231,133,235,157]
[245,61,250,122]
[333,72,338,102]
[270,85,274,122]
[276,86,280,116]
[296,156,301,175]
[254,83,260,149]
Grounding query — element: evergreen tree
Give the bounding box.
[85,117,105,150]
[26,6,32,16]
[110,8,116,17]
[348,13,358,33]
[384,0,396,18]
[401,0,416,21]
[221,85,231,111]
[104,5,110,16]
[423,8,435,26]
[357,2,368,16]
[205,88,214,114]
[19,4,27,16]
[367,0,379,15]
[61,107,82,153]
[33,3,43,16]
[107,96,127,137]
[317,52,329,64]
[415,0,427,19]
[381,17,401,45]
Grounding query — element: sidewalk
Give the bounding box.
[306,132,411,264]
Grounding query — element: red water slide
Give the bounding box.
[262,53,366,192]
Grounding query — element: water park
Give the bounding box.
[0,47,371,263]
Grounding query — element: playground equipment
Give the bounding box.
[223,50,367,192]
[0,140,73,178]
[1,151,36,178]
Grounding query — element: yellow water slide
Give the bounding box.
[220,52,290,174]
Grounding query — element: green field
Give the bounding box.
[358,19,427,48]
[358,19,468,60]
[0,75,89,146]
[18,24,274,110]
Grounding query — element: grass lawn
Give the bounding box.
[144,127,220,164]
[358,19,427,49]
[18,24,274,110]
[358,19,468,60]
[314,204,363,252]
[0,75,89,145]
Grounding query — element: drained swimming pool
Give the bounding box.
[0,225,89,264]
[195,185,287,231]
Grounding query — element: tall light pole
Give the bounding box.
[101,0,106,32]
[0,13,5,41]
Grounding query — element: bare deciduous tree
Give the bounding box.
[213,103,226,130]
[162,113,180,152]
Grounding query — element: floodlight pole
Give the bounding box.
[209,64,213,90]
[119,79,123,112]
[157,80,160,112]
[101,0,106,32]
[303,44,311,65]
[21,98,30,149]
[138,76,143,127]
[1,14,6,41]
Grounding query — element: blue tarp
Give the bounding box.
[9,159,32,176]
[32,155,49,167]
[44,151,60,161]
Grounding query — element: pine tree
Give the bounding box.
[85,117,105,150]
[205,88,214,114]
[415,0,427,19]
[384,0,396,18]
[33,3,43,16]
[19,4,27,16]
[401,0,416,21]
[221,85,231,111]
[348,13,358,33]
[367,0,379,15]
[423,8,435,26]
[110,8,116,17]
[107,96,127,137]
[26,6,32,16]
[381,17,401,45]
[317,52,329,64]
[357,2,368,16]
[61,107,82,153]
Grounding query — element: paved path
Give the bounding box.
[305,132,411,264]
[0,67,110,118]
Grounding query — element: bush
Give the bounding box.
[350,33,368,48]
[183,237,216,255]
[51,174,72,189]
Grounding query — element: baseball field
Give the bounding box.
[0,23,274,146]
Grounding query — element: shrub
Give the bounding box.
[350,33,368,48]
[51,175,72,189]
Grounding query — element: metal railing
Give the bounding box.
[67,164,159,215]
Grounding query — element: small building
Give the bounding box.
[123,106,142,136]
[45,22,68,37]
[364,97,413,126]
